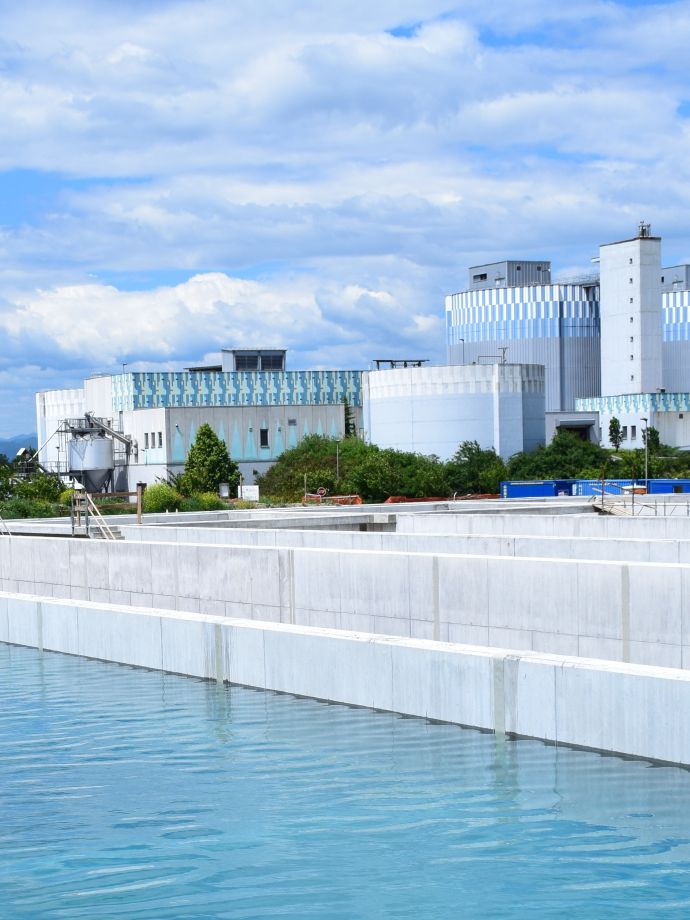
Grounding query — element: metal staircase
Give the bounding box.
[71,490,124,540]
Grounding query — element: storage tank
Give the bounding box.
[68,434,114,492]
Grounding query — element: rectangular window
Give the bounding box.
[158,432,163,448]
[288,418,297,427]
[472,273,487,282]
[629,257,633,264]
[260,428,269,448]
[629,277,633,283]
[151,433,155,447]
[144,433,149,449]
[235,355,259,370]
[630,336,634,343]
[622,426,628,439]
[631,426,637,439]
[630,316,634,323]
[661,276,665,283]
[630,297,633,304]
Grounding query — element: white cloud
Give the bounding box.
[1,0,690,432]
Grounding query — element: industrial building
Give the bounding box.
[447,224,690,451]
[362,362,545,461]
[446,263,601,412]
[36,350,363,489]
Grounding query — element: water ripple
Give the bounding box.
[1,644,690,918]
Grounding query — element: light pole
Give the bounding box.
[459,338,465,364]
[641,416,649,493]
[336,440,340,482]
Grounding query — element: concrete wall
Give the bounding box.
[3,592,690,766]
[397,511,690,540]
[117,522,690,564]
[3,534,690,670]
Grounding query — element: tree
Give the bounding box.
[643,425,661,454]
[507,429,609,481]
[179,423,240,495]
[608,417,623,451]
[445,441,507,495]
[342,396,357,438]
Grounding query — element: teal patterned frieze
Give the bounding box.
[112,370,362,412]
[576,392,690,414]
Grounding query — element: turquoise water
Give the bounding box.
[1,646,690,918]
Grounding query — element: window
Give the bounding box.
[630,354,634,360]
[680,413,684,419]
[629,257,633,264]
[288,418,297,427]
[235,355,259,371]
[629,278,633,284]
[260,354,284,370]
[151,433,155,447]
[630,336,634,343]
[661,276,665,283]
[516,265,521,271]
[472,273,487,283]
[536,265,542,271]
[631,426,637,440]
[158,432,163,448]
[260,428,269,448]
[622,426,628,439]
[630,374,635,381]
[630,316,634,323]
[144,433,149,449]
[630,297,633,304]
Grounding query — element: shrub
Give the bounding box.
[198,492,226,510]
[0,497,56,519]
[58,488,75,505]
[142,483,182,513]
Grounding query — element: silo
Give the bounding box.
[68,434,114,492]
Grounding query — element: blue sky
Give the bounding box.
[1,0,690,433]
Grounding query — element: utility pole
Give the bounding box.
[641,416,649,493]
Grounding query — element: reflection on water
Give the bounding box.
[1,643,689,918]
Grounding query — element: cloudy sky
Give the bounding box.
[1,0,690,434]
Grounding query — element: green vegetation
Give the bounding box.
[142,483,183,513]
[257,429,690,504]
[179,423,240,495]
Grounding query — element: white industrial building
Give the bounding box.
[448,223,690,451]
[362,363,545,461]
[36,350,363,489]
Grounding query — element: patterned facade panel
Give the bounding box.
[445,284,600,347]
[576,392,690,413]
[112,370,362,411]
[662,291,690,341]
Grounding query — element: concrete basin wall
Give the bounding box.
[398,511,690,540]
[119,523,690,564]
[3,591,690,766]
[2,535,690,670]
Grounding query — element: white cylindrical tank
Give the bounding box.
[68,435,114,491]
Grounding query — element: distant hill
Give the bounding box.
[0,433,37,460]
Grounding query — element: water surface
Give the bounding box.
[1,643,689,918]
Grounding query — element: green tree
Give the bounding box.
[507,429,609,480]
[643,425,661,454]
[342,397,357,438]
[608,417,623,451]
[446,441,507,495]
[179,424,240,495]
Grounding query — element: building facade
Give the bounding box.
[446,280,601,412]
[37,363,363,488]
[362,363,545,461]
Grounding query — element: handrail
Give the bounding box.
[0,515,11,536]
[85,493,118,541]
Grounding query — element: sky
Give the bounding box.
[2,0,690,434]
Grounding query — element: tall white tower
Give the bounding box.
[599,222,662,395]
